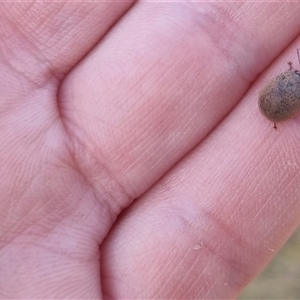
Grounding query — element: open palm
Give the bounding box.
[2,2,300,299]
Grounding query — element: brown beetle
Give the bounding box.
[259,50,300,129]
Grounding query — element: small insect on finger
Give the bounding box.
[259,49,300,129]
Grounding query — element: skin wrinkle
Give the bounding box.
[0,21,56,86]
[57,94,134,216]
[70,132,132,213]
[59,86,144,202]
[188,3,255,83]
[200,213,252,277]
[187,260,209,298]
[4,2,136,78]
[5,175,61,238]
[172,249,210,297]
[160,197,252,293]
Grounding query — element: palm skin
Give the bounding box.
[1,2,300,299]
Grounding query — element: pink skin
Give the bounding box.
[1,2,300,299]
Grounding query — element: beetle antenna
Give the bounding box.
[297,49,300,69]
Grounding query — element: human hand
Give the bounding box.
[1,2,300,299]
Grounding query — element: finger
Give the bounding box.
[61,2,300,210]
[100,39,300,299]
[0,1,135,81]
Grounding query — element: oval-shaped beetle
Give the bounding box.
[259,50,300,129]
